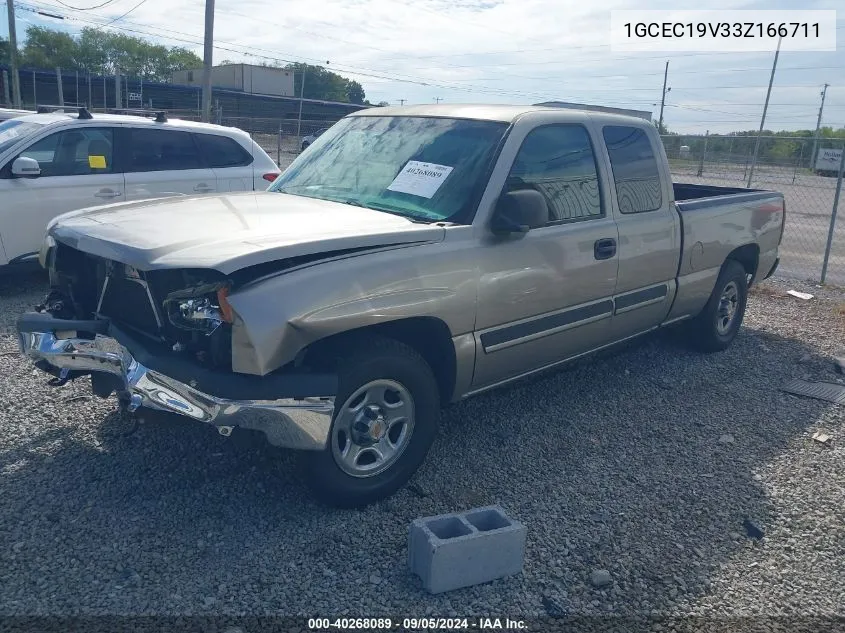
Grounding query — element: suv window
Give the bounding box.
[195,133,253,168]
[602,126,662,214]
[505,124,603,223]
[19,128,114,177]
[128,128,201,172]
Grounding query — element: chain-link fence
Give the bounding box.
[661,134,845,286]
[218,116,342,171]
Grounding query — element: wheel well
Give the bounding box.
[302,317,457,403]
[726,244,759,281]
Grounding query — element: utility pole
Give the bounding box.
[434,97,442,104]
[398,99,406,106]
[296,69,306,139]
[747,36,781,188]
[201,0,215,122]
[6,0,22,107]
[657,60,669,134]
[811,83,830,169]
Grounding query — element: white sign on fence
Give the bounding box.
[815,148,843,173]
[128,92,142,102]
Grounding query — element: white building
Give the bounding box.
[172,64,295,98]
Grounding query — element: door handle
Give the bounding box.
[94,189,122,199]
[594,238,617,260]
[193,183,214,193]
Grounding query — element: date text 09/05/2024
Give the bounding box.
[307,617,528,630]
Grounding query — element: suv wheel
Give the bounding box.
[301,335,439,507]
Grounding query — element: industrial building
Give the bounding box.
[171,63,295,98]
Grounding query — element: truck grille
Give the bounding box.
[97,265,163,338]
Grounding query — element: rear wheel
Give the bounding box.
[302,335,439,508]
[685,259,748,352]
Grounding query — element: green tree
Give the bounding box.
[285,62,366,104]
[346,80,365,104]
[0,37,9,66]
[17,26,201,81]
[20,26,79,70]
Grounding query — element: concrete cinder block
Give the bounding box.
[408,505,526,594]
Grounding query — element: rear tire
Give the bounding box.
[685,259,748,352]
[301,335,439,508]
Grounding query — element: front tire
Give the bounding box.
[302,336,439,508]
[686,259,748,352]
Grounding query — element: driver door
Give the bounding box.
[472,123,619,388]
[0,127,123,263]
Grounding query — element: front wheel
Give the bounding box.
[301,336,439,508]
[685,259,748,352]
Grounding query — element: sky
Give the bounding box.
[1,0,844,134]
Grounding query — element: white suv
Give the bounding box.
[0,108,280,267]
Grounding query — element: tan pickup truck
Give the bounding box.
[18,105,785,506]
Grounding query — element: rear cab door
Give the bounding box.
[120,126,217,200]
[592,118,681,340]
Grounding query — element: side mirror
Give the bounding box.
[12,156,41,178]
[491,189,549,235]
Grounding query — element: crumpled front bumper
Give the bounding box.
[17,314,336,451]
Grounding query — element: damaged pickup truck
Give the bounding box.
[18,105,785,507]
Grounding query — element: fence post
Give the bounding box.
[793,141,804,184]
[2,70,9,105]
[56,68,64,106]
[820,143,845,284]
[277,124,282,166]
[697,130,709,177]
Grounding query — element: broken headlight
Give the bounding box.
[163,282,232,335]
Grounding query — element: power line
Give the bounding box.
[98,0,147,26]
[12,0,845,114]
[53,0,119,10]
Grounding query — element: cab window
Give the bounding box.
[602,125,663,213]
[505,124,603,224]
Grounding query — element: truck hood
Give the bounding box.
[48,192,446,274]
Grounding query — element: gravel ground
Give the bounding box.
[1,270,844,626]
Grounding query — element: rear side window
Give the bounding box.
[195,133,253,168]
[127,128,201,172]
[602,126,662,214]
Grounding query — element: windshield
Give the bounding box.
[270,116,508,223]
[0,120,45,155]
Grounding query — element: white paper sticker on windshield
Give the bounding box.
[387,161,454,199]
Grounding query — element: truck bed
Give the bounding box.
[665,181,785,322]
[673,182,767,202]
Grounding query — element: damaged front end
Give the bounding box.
[19,241,337,450]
